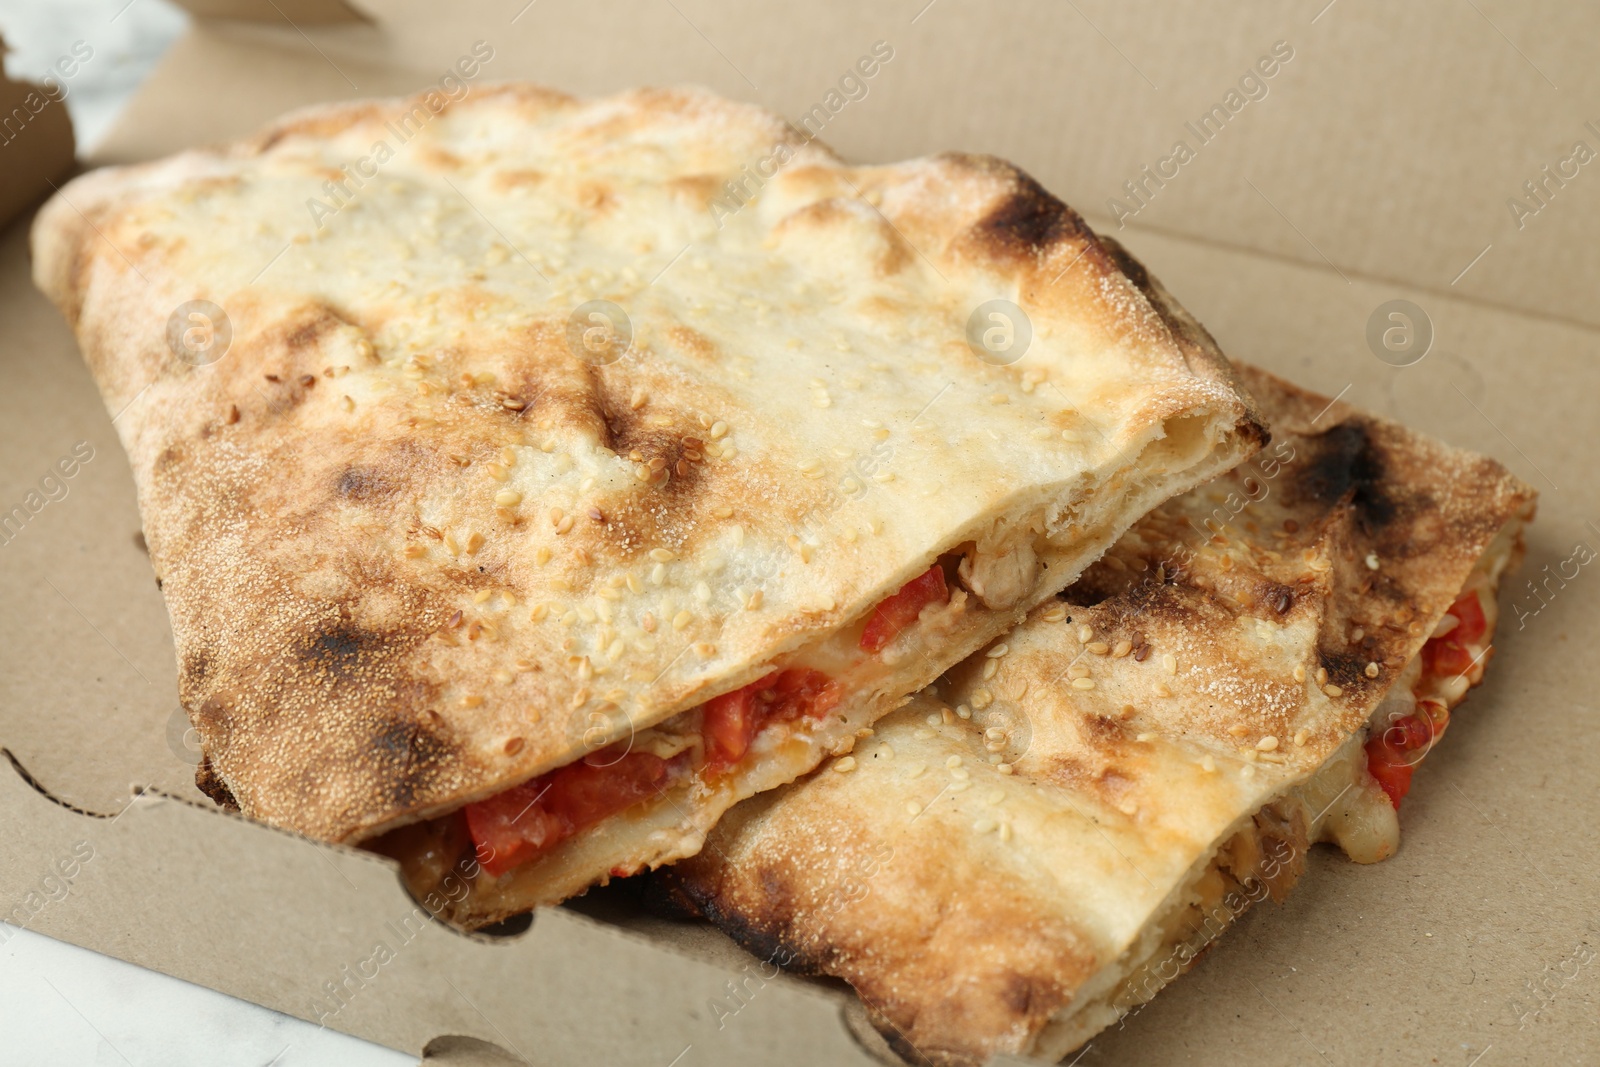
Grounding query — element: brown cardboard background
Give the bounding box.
[0,33,76,233]
[0,214,194,816]
[252,0,1600,331]
[2,2,1597,1064]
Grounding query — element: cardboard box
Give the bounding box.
[2,1,1596,1063]
[0,32,77,235]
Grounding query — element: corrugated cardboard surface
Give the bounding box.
[2,2,1597,1064]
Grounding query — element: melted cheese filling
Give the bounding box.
[1035,527,1521,1060]
[382,411,1236,921]
[430,537,1057,919]
[386,532,1047,920]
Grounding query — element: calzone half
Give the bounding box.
[31,84,1262,915]
[660,365,1535,1064]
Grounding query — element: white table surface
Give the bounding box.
[0,2,416,1063]
[1,924,413,1066]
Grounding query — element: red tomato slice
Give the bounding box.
[1423,638,1478,679]
[1366,700,1455,811]
[464,750,670,877]
[545,751,671,830]
[860,564,949,653]
[702,669,840,772]
[464,780,566,877]
[1448,591,1489,645]
[703,685,760,770]
[1366,740,1416,807]
[1380,713,1434,753]
[765,668,842,723]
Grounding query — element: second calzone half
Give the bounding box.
[660,365,1535,1064]
[31,84,1262,917]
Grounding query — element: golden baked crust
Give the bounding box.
[661,365,1535,1065]
[30,85,1259,873]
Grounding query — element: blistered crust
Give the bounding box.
[664,366,1535,1066]
[31,84,1260,846]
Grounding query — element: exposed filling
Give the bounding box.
[860,563,949,654]
[1363,586,1491,807]
[375,556,976,903]
[1040,532,1519,1059]
[454,562,951,874]
[465,666,845,877]
[465,750,692,878]
[374,414,1234,914]
[1042,741,1352,1058]
[1120,798,1309,1005]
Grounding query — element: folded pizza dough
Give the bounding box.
[31,84,1262,915]
[660,364,1535,1065]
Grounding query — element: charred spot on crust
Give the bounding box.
[183,648,212,684]
[368,714,420,762]
[1100,237,1150,292]
[283,308,354,352]
[194,694,228,732]
[1294,421,1402,533]
[1297,423,1365,504]
[1065,552,1184,607]
[1041,754,1092,791]
[692,888,826,978]
[336,466,391,500]
[968,162,1089,262]
[368,713,459,810]
[997,972,1050,1020]
[298,624,382,680]
[1316,645,1372,690]
[1061,569,1122,607]
[1073,575,1202,632]
[194,754,239,810]
[1357,571,1413,615]
[590,386,632,453]
[1079,712,1127,746]
[272,303,359,356]
[286,322,322,349]
[636,869,708,919]
[593,384,713,499]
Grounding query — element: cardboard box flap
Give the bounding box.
[0,760,883,1065]
[0,33,77,234]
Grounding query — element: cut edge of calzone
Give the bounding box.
[657,364,1536,1065]
[31,84,1263,915]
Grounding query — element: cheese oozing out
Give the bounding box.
[1032,523,1522,1059]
